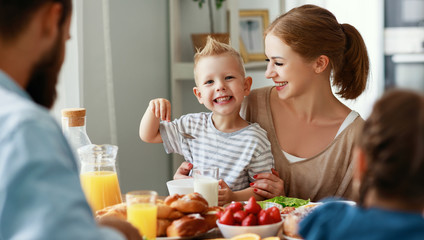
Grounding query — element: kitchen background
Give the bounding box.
[51,0,423,196]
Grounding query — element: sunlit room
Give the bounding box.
[1,0,423,239]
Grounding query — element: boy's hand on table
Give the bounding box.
[218,179,234,206]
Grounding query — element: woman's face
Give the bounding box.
[264,33,316,100]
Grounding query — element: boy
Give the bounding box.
[139,36,273,205]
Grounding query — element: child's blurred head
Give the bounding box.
[192,36,252,116]
[356,89,424,208]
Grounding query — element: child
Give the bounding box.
[139,36,274,205]
[298,89,424,239]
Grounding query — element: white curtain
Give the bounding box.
[52,0,82,122]
[51,0,118,145]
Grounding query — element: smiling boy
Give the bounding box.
[139,36,274,205]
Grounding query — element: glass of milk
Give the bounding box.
[193,166,219,206]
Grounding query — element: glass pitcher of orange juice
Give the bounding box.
[78,144,122,212]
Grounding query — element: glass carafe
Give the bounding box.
[78,144,122,212]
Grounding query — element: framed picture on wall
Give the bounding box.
[239,10,269,63]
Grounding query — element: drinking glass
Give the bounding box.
[126,190,158,240]
[193,166,219,206]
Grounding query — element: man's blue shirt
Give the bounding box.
[0,71,124,240]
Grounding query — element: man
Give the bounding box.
[0,1,140,239]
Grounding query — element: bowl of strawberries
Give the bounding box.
[217,197,283,238]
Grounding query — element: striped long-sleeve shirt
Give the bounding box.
[160,112,274,191]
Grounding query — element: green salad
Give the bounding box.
[263,196,310,208]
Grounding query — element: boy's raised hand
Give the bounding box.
[149,98,171,122]
[139,98,171,143]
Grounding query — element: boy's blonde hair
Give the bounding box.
[193,36,246,82]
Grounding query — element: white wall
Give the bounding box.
[57,0,171,195]
[105,0,170,195]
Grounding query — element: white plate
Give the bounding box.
[296,202,323,210]
[280,202,321,217]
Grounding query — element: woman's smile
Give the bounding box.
[275,81,288,91]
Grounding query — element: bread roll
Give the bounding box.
[95,202,127,220]
[157,219,172,237]
[166,192,208,213]
[202,206,224,229]
[166,214,209,237]
[157,202,184,219]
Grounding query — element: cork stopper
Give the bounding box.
[62,108,86,127]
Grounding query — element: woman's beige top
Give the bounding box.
[241,86,364,201]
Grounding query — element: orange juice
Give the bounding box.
[80,171,122,212]
[127,203,157,239]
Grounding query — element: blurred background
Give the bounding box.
[51,0,424,196]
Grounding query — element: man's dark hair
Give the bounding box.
[0,0,72,42]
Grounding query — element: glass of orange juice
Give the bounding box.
[126,190,158,240]
[78,144,122,212]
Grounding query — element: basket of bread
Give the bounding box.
[95,192,224,238]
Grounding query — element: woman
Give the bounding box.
[175,4,369,202]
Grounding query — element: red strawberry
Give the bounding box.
[266,206,282,223]
[241,213,258,226]
[219,209,235,225]
[244,196,261,215]
[258,209,273,225]
[233,210,248,223]
[226,201,244,213]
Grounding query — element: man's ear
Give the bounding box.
[243,76,252,96]
[313,55,330,74]
[193,87,204,104]
[41,3,63,43]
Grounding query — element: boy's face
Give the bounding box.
[193,54,252,117]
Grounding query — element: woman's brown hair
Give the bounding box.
[265,4,369,99]
[357,89,424,206]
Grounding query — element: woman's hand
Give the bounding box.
[251,169,285,199]
[173,162,193,180]
[218,179,234,206]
